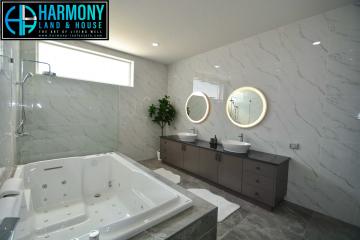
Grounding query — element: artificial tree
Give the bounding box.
[148,95,176,136]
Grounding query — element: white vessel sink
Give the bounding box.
[177,132,197,142]
[222,140,251,153]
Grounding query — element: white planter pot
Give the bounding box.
[157,150,161,161]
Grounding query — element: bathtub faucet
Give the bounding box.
[89,230,100,240]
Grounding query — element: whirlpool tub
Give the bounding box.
[12,153,192,240]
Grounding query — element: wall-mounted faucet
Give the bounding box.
[238,133,244,142]
[89,230,100,240]
[189,127,196,134]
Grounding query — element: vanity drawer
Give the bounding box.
[244,160,275,178]
[243,172,274,192]
[242,184,274,206]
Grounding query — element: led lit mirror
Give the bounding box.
[226,87,267,128]
[185,91,210,123]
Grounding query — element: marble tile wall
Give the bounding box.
[0,41,19,183]
[18,41,168,163]
[116,56,168,160]
[167,4,360,227]
[17,74,119,163]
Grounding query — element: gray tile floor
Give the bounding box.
[140,159,360,240]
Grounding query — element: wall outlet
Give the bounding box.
[289,143,300,150]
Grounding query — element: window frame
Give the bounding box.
[36,41,135,87]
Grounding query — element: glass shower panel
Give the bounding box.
[0,40,17,181]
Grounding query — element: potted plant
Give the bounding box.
[148,95,176,136]
[148,95,176,160]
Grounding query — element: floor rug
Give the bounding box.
[188,188,240,222]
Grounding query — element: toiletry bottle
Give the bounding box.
[209,137,215,148]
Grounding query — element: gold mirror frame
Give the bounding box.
[226,87,267,128]
[185,91,210,124]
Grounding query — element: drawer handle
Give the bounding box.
[254,192,259,196]
[256,166,261,170]
[256,179,260,183]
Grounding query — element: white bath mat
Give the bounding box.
[154,168,181,184]
[188,188,239,222]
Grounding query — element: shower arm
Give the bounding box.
[21,59,53,77]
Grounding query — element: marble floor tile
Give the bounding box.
[217,208,250,239]
[304,212,360,240]
[140,159,360,240]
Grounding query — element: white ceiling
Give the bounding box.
[92,0,353,64]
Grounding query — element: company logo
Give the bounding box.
[5,4,37,36]
[1,1,109,40]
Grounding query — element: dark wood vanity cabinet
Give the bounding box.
[160,136,290,209]
[198,148,219,183]
[183,144,199,174]
[218,153,243,193]
[242,160,276,206]
[161,138,183,168]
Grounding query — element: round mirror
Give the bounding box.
[185,91,210,123]
[226,87,267,128]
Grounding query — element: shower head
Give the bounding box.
[23,72,34,83]
[15,72,34,85]
[20,59,56,81]
[25,72,34,77]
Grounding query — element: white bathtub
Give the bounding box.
[12,153,192,240]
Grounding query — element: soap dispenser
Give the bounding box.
[209,135,218,149]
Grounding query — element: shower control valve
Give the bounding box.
[289,143,300,150]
